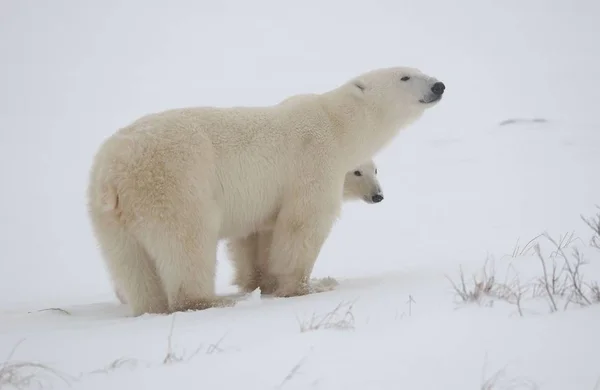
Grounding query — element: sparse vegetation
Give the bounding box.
[0,316,234,389]
[498,118,548,126]
[447,259,498,305]
[31,308,71,316]
[297,300,356,332]
[508,234,543,258]
[275,355,310,390]
[447,257,531,316]
[163,314,229,364]
[394,294,418,320]
[5,210,600,388]
[88,357,139,375]
[448,208,600,315]
[0,340,72,390]
[480,356,538,390]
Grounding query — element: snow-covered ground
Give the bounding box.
[1,1,599,389]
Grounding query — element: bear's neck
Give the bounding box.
[320,86,407,169]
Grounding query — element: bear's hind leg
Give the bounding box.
[96,227,169,316]
[140,210,235,313]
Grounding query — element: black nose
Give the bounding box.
[431,82,445,95]
[371,194,384,203]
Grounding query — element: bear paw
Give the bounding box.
[258,275,279,296]
[308,276,340,293]
[170,296,236,313]
[273,279,311,298]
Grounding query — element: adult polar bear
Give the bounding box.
[87,66,445,316]
[227,159,383,295]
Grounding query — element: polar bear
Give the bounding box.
[227,159,383,295]
[87,66,444,316]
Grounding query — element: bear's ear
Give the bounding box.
[353,80,366,92]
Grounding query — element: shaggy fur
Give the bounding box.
[87,66,444,316]
[114,160,383,303]
[227,159,383,295]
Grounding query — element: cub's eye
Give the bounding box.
[375,169,378,174]
[401,76,410,81]
[353,170,362,176]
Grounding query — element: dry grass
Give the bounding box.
[508,234,543,258]
[479,354,539,390]
[480,369,538,390]
[162,314,183,364]
[498,118,548,126]
[0,323,234,388]
[84,316,231,381]
[0,339,72,390]
[297,301,356,332]
[480,367,538,390]
[394,294,418,320]
[582,206,600,250]
[405,294,416,316]
[31,308,71,316]
[446,257,529,309]
[532,229,599,311]
[275,355,310,390]
[447,259,531,316]
[448,209,600,315]
[88,357,139,375]
[162,314,229,364]
[590,282,600,303]
[447,259,498,305]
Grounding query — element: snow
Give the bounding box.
[1,0,600,389]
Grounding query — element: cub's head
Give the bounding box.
[343,160,384,204]
[349,66,445,119]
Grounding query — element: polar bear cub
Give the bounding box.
[87,66,444,316]
[227,159,383,295]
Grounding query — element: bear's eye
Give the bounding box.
[401,76,410,81]
[353,170,362,176]
[375,169,378,174]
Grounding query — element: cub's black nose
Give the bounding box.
[431,81,445,95]
[372,194,384,203]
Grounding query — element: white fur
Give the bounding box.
[114,160,383,303]
[87,66,444,316]
[226,159,383,295]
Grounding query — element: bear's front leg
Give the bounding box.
[255,230,279,295]
[227,231,279,295]
[267,187,342,298]
[227,233,262,293]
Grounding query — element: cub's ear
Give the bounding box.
[353,80,366,92]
